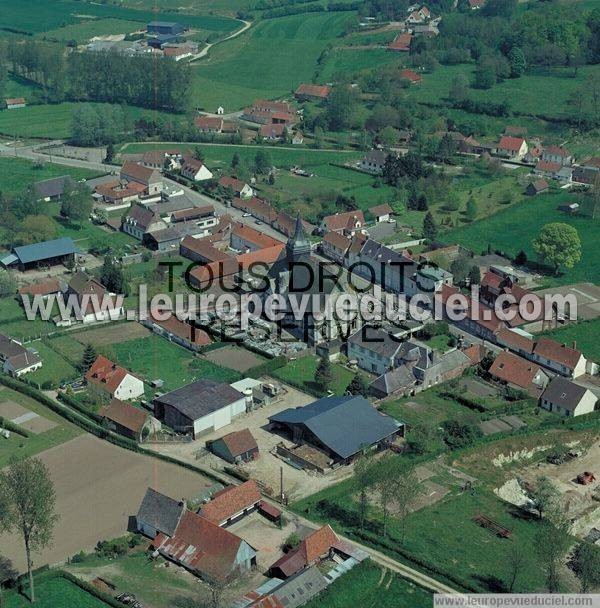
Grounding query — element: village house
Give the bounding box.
[95,180,147,206]
[98,398,153,441]
[180,156,213,182]
[413,23,439,36]
[153,379,247,438]
[61,272,124,324]
[0,334,42,377]
[534,160,563,180]
[5,98,26,110]
[268,395,403,466]
[275,211,314,238]
[399,69,422,84]
[321,231,350,264]
[0,237,79,272]
[169,204,217,229]
[488,350,549,397]
[208,428,259,464]
[468,0,485,8]
[294,84,331,101]
[122,205,167,241]
[33,176,75,202]
[541,145,573,167]
[406,5,431,23]
[199,480,261,527]
[359,149,388,174]
[259,123,287,141]
[142,309,212,352]
[219,176,254,199]
[531,337,587,378]
[242,100,298,126]
[85,355,145,400]
[495,136,528,160]
[388,32,413,52]
[18,279,61,301]
[141,149,182,170]
[369,203,394,222]
[231,223,280,252]
[319,210,365,236]
[120,161,163,195]
[136,488,257,582]
[194,116,238,134]
[163,43,197,60]
[540,377,597,417]
[525,179,549,196]
[292,131,304,145]
[232,196,278,224]
[179,235,233,264]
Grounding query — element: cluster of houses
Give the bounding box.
[387,4,441,52]
[86,21,198,61]
[241,99,303,143]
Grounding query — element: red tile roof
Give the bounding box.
[369,203,394,217]
[489,350,543,391]
[323,231,351,252]
[496,327,534,354]
[232,222,281,250]
[544,145,570,158]
[536,160,561,173]
[85,355,135,394]
[121,161,160,184]
[463,344,486,365]
[533,337,582,369]
[180,235,233,262]
[237,244,285,266]
[323,210,365,232]
[295,84,331,99]
[260,123,286,138]
[219,428,258,457]
[98,398,148,434]
[388,32,412,51]
[232,196,278,223]
[199,480,261,525]
[399,69,421,83]
[18,279,61,297]
[6,98,26,105]
[149,309,212,347]
[498,136,526,152]
[219,176,249,193]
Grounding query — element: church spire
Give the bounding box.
[287,213,311,262]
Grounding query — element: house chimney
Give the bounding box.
[572,341,577,349]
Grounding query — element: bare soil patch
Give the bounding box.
[73,322,149,347]
[0,400,56,434]
[202,345,264,373]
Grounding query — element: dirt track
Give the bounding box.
[0,434,211,572]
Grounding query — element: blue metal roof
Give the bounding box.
[269,396,402,459]
[13,237,78,264]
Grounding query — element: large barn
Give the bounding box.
[0,237,79,271]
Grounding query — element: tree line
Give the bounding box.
[3,39,191,112]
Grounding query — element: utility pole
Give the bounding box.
[280,466,284,504]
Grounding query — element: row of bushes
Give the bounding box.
[0,414,31,438]
[246,355,287,379]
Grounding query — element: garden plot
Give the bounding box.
[202,344,264,373]
[1,400,57,434]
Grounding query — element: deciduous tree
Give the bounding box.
[532,223,581,275]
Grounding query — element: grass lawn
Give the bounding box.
[408,63,599,121]
[0,157,100,195]
[27,340,79,388]
[4,575,111,608]
[0,102,179,140]
[303,560,432,608]
[189,12,354,110]
[39,18,144,43]
[46,334,86,367]
[540,319,600,362]
[442,189,600,286]
[3,75,40,101]
[272,354,354,395]
[319,47,400,81]
[67,551,199,608]
[0,386,82,467]
[0,297,57,341]
[109,334,240,391]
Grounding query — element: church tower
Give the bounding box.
[286,214,311,263]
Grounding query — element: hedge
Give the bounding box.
[246,355,287,379]
[0,415,31,438]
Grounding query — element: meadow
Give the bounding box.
[303,560,432,608]
[189,12,355,111]
[443,189,600,286]
[38,19,145,43]
[319,47,400,81]
[0,157,99,194]
[27,340,79,388]
[0,0,240,36]
[408,63,599,121]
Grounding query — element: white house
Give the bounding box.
[0,334,42,377]
[541,145,573,167]
[180,156,214,182]
[531,337,587,378]
[496,136,528,160]
[85,355,145,400]
[540,377,597,417]
[153,379,247,438]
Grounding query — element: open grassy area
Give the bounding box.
[442,189,600,286]
[0,386,82,467]
[540,319,600,362]
[39,18,144,43]
[4,574,111,608]
[189,12,354,111]
[0,157,99,195]
[408,63,600,121]
[0,0,240,36]
[319,47,400,81]
[108,333,240,391]
[272,354,354,395]
[303,560,432,608]
[0,296,57,341]
[27,340,79,388]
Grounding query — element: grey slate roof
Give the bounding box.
[272,565,329,608]
[269,396,401,460]
[33,175,74,199]
[137,487,184,537]
[12,237,78,264]
[348,327,403,359]
[370,365,416,396]
[154,379,244,421]
[541,377,593,411]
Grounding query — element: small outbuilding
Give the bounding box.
[208,428,259,464]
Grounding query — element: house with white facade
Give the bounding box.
[540,377,597,417]
[180,156,213,182]
[85,355,145,400]
[0,334,42,377]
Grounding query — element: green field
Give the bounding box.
[320,47,399,81]
[303,560,432,608]
[27,340,79,388]
[0,296,57,342]
[540,319,600,362]
[39,18,144,43]
[0,0,240,36]
[0,102,177,140]
[0,386,81,467]
[443,189,600,286]
[408,63,600,121]
[0,157,99,195]
[4,575,110,608]
[272,354,354,395]
[190,12,354,111]
[110,334,240,391]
